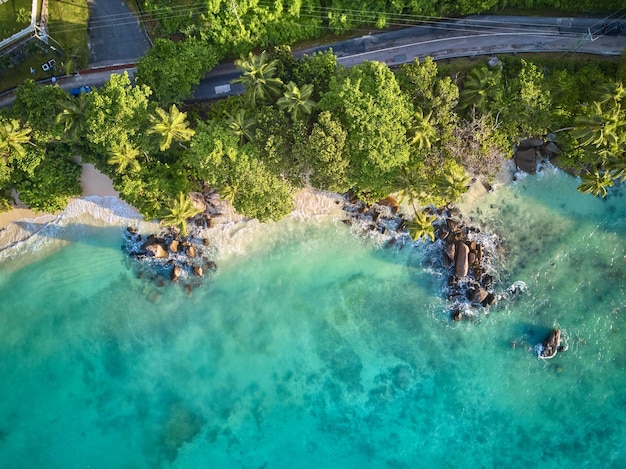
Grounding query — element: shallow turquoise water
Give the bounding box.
[0,168,625,468]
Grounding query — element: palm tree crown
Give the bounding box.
[232,51,283,107]
[56,94,88,140]
[226,109,257,144]
[148,104,195,152]
[408,108,438,150]
[276,81,317,121]
[407,209,437,242]
[0,118,32,159]
[161,192,203,237]
[577,170,614,198]
[108,142,142,174]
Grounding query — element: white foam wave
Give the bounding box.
[0,196,146,262]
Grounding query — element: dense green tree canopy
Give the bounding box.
[136,38,219,105]
[320,61,413,201]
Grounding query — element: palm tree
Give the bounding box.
[459,66,503,112]
[56,94,88,140]
[276,81,317,121]
[148,104,195,152]
[577,170,614,198]
[160,192,203,237]
[392,166,430,212]
[407,108,438,150]
[226,109,257,144]
[592,82,626,105]
[232,51,283,107]
[573,102,623,150]
[607,153,626,182]
[218,183,239,206]
[407,209,437,242]
[0,118,32,159]
[107,142,142,174]
[435,164,470,204]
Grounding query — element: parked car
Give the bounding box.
[69,86,92,96]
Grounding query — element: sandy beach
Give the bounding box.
[0,164,118,231]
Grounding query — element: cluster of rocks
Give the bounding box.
[340,189,409,244]
[513,135,560,174]
[124,226,217,293]
[433,213,498,321]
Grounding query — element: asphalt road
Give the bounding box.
[194,15,626,101]
[86,0,151,67]
[1,15,625,107]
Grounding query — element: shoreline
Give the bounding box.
[0,163,119,231]
[0,160,519,255]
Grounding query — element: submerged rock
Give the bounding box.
[170,265,183,282]
[145,243,168,258]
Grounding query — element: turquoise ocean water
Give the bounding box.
[0,167,625,468]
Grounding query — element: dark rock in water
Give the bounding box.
[168,239,179,253]
[455,242,470,277]
[514,147,537,173]
[383,237,397,249]
[145,243,168,258]
[468,252,476,266]
[170,265,183,282]
[186,245,197,258]
[470,287,489,304]
[445,243,456,263]
[481,274,494,290]
[446,218,459,232]
[205,260,218,271]
[451,309,463,321]
[193,266,203,277]
[481,293,496,307]
[540,329,561,359]
[127,226,138,235]
[203,238,210,246]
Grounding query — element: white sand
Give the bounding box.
[0,164,119,230]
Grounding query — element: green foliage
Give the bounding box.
[185,120,293,221]
[84,72,153,156]
[276,82,317,121]
[223,149,294,222]
[252,106,307,186]
[233,51,283,107]
[136,38,219,105]
[577,170,614,198]
[459,66,503,114]
[407,210,437,242]
[148,104,195,152]
[319,61,412,202]
[56,94,89,142]
[12,144,82,213]
[107,142,142,174]
[293,111,350,193]
[160,192,202,237]
[434,161,471,204]
[226,109,257,144]
[12,80,66,141]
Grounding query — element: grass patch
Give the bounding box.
[0,0,32,38]
[47,0,89,68]
[0,0,88,94]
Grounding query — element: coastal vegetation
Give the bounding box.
[0,1,625,240]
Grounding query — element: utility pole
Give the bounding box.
[231,0,244,31]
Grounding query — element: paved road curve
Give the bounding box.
[194,15,626,101]
[86,0,151,67]
[1,15,625,107]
